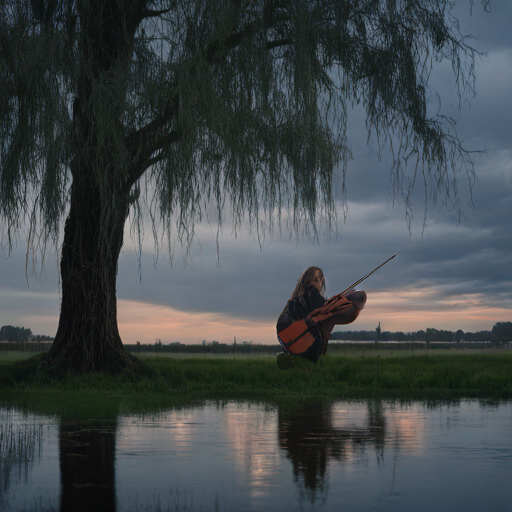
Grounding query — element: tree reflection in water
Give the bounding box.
[59,420,117,512]
[278,400,386,504]
[0,408,44,507]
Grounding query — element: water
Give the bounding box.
[1,399,511,512]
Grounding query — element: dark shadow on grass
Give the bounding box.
[0,351,154,388]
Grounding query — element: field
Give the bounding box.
[1,349,511,410]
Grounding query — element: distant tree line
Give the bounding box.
[32,334,55,342]
[491,322,512,343]
[332,322,512,343]
[0,325,54,342]
[3,321,509,347]
[126,322,512,354]
[0,325,32,341]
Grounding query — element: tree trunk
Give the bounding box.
[43,171,133,373]
[59,419,117,511]
[40,1,141,373]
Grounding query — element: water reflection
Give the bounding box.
[1,399,511,512]
[0,408,44,507]
[59,420,117,512]
[277,400,386,504]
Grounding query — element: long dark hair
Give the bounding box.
[290,266,325,299]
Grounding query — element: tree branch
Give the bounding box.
[125,91,181,183]
[145,130,182,167]
[126,1,290,182]
[126,127,183,188]
[140,7,175,20]
[266,38,292,50]
[127,1,177,42]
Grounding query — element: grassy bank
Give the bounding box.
[1,351,511,406]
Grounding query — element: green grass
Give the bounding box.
[1,351,511,408]
[128,351,278,359]
[0,350,39,361]
[1,347,503,361]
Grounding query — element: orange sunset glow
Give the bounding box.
[117,299,278,345]
[116,284,510,345]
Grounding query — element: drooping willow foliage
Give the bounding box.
[1,0,489,257]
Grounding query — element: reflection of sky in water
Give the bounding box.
[326,401,512,512]
[1,400,511,512]
[0,408,59,511]
[115,403,287,510]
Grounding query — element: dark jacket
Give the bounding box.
[276,286,326,335]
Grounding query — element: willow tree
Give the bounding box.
[0,0,487,372]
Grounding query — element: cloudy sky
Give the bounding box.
[1,1,511,345]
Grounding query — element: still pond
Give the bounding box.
[1,398,511,512]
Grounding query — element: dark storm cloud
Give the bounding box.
[115,102,512,322]
[455,0,512,52]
